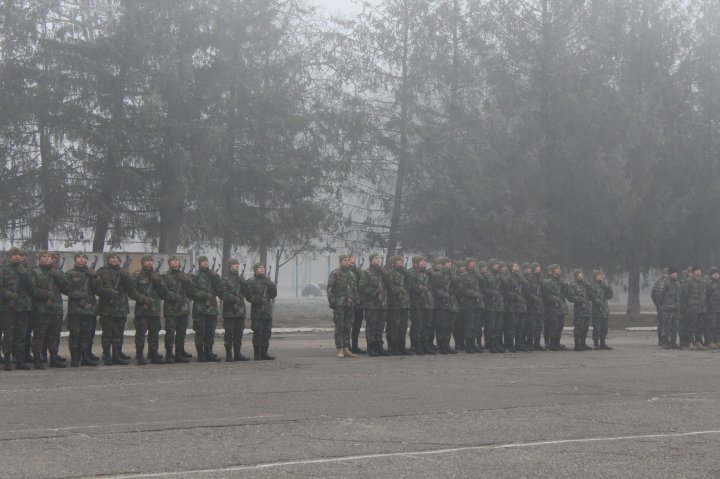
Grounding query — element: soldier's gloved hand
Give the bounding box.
[87,269,98,278]
[49,268,64,278]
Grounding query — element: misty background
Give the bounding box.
[1,0,719,316]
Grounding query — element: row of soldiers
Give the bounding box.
[651,266,720,350]
[327,254,614,358]
[0,248,277,371]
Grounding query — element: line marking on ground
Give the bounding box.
[98,429,720,478]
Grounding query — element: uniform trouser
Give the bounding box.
[192,315,217,353]
[661,311,679,344]
[655,307,663,341]
[591,314,609,341]
[462,309,480,341]
[704,312,719,344]
[134,315,161,352]
[251,318,272,348]
[476,310,486,344]
[352,307,364,343]
[504,312,520,342]
[100,315,127,349]
[387,309,409,347]
[685,311,704,343]
[573,315,591,340]
[31,314,62,355]
[484,311,502,344]
[364,309,387,347]
[332,308,354,349]
[1,312,30,358]
[41,314,63,356]
[679,311,689,346]
[67,314,96,354]
[453,314,465,345]
[223,316,246,350]
[525,312,543,340]
[164,315,189,352]
[545,314,565,341]
[434,309,455,344]
[410,309,431,346]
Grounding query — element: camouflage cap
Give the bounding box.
[455,260,467,268]
[50,251,59,258]
[369,253,381,262]
[228,258,240,266]
[668,267,678,274]
[168,255,180,263]
[338,254,350,264]
[197,255,209,264]
[592,269,603,277]
[38,250,52,258]
[74,252,89,260]
[572,268,583,277]
[464,257,477,265]
[433,257,443,265]
[8,247,27,256]
[388,255,403,266]
[478,260,488,268]
[141,254,153,263]
[252,262,265,273]
[412,255,425,265]
[521,262,531,270]
[547,264,560,274]
[531,262,541,270]
[105,252,120,262]
[711,267,719,275]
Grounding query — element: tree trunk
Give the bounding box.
[626,259,641,321]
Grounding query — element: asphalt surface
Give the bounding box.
[2,330,720,478]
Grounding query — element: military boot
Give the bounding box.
[399,341,413,355]
[196,344,207,362]
[165,349,175,364]
[475,337,485,353]
[3,354,13,371]
[600,339,613,350]
[534,337,546,351]
[174,352,190,363]
[424,341,437,355]
[581,337,592,350]
[368,342,380,357]
[343,347,357,358]
[414,338,426,355]
[33,354,45,370]
[226,346,235,362]
[70,350,81,368]
[118,349,131,360]
[253,344,261,360]
[593,339,600,350]
[350,338,365,355]
[378,342,392,356]
[389,340,402,356]
[557,338,569,351]
[15,357,30,370]
[205,349,222,362]
[260,345,275,360]
[178,346,193,359]
[49,353,66,368]
[574,336,584,351]
[446,341,458,354]
[103,346,112,365]
[81,350,98,366]
[234,347,250,361]
[148,350,164,364]
[87,349,100,361]
[113,346,130,365]
[337,347,345,358]
[547,338,559,352]
[465,338,476,354]
[695,340,709,351]
[136,349,147,366]
[516,337,530,352]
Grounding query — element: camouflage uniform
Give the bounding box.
[245,263,277,360]
[30,254,71,368]
[541,266,569,351]
[161,257,194,362]
[685,273,707,349]
[222,260,250,361]
[650,271,667,346]
[432,259,458,354]
[482,260,505,353]
[589,272,614,349]
[406,257,435,355]
[523,263,545,350]
[704,268,720,348]
[348,262,365,354]
[94,253,145,365]
[132,256,170,364]
[65,253,100,366]
[501,266,528,352]
[659,273,681,348]
[327,257,359,352]
[0,248,34,370]
[190,256,225,361]
[386,257,411,355]
[359,255,390,356]
[456,261,484,353]
[567,271,593,351]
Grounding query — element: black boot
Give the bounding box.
[148,350,164,364]
[390,340,402,356]
[547,338,559,352]
[205,348,222,362]
[196,344,207,362]
[475,337,485,353]
[70,350,81,368]
[165,349,175,363]
[234,347,250,361]
[81,350,98,366]
[506,336,517,353]
[118,349,130,360]
[557,338,569,351]
[399,341,414,355]
[87,349,100,361]
[593,339,600,350]
[581,337,592,350]
[350,338,365,355]
[574,336,583,351]
[465,338,475,354]
[103,347,112,365]
[368,342,380,357]
[378,341,392,356]
[446,341,458,354]
[34,354,45,370]
[600,339,613,350]
[112,346,129,365]
[424,341,437,355]
[49,353,66,368]
[136,349,147,366]
[253,344,261,360]
[534,337,546,351]
[225,346,234,362]
[260,345,275,360]
[15,358,30,370]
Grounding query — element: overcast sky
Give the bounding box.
[313,0,364,16]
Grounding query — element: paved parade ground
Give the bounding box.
[2,329,720,478]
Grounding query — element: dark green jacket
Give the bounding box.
[161,268,193,317]
[541,277,569,316]
[386,266,410,310]
[94,264,144,317]
[406,267,434,310]
[589,280,613,319]
[0,263,33,313]
[567,279,592,318]
[31,265,71,316]
[133,267,169,318]
[501,272,527,314]
[481,272,504,312]
[245,274,277,320]
[660,278,681,313]
[223,272,247,318]
[685,277,707,314]
[359,265,388,310]
[65,265,99,316]
[191,268,224,317]
[523,272,544,314]
[327,266,359,309]
[456,270,483,311]
[433,269,459,312]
